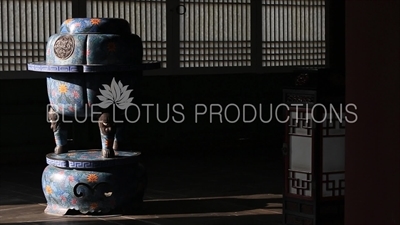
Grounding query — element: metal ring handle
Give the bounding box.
[282,143,288,156]
[176,4,187,15]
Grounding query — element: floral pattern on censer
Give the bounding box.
[46,74,136,117]
[41,151,145,215]
[47,75,87,117]
[42,165,117,215]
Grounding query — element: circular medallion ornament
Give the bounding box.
[54,35,75,59]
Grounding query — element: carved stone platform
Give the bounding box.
[42,150,146,216]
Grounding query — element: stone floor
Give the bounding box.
[0,146,284,225]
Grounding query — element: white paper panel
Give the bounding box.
[290,136,312,172]
[323,137,345,172]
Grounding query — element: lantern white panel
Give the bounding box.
[322,137,345,172]
[322,172,345,197]
[289,171,312,197]
[323,113,346,136]
[289,111,312,136]
[290,136,312,172]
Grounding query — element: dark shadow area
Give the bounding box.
[0,214,283,225]
[61,195,282,215]
[134,197,282,215]
[0,162,48,206]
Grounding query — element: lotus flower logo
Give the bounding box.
[97,78,134,110]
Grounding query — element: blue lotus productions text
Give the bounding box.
[46,103,358,124]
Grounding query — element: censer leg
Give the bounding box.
[113,114,127,152]
[48,107,68,154]
[98,112,116,158]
